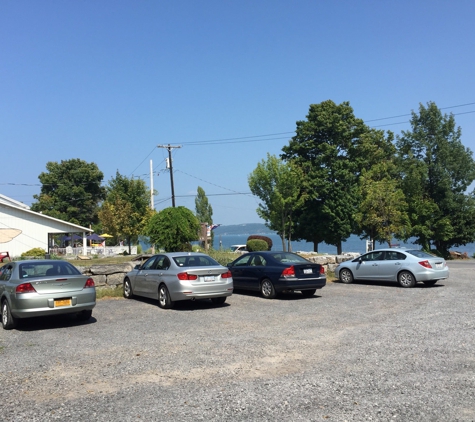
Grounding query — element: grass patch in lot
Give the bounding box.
[96,287,124,300]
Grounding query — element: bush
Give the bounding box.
[21,248,46,258]
[247,235,272,250]
[247,239,268,252]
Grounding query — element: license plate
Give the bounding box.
[435,263,443,269]
[303,268,313,274]
[54,299,71,307]
[203,276,215,282]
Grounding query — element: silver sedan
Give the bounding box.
[123,252,233,309]
[1,260,96,330]
[335,248,449,287]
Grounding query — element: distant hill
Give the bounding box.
[213,223,273,236]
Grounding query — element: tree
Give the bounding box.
[248,154,305,251]
[195,186,213,225]
[98,172,152,253]
[281,100,369,254]
[31,159,105,227]
[396,101,475,256]
[354,129,411,247]
[145,206,200,252]
[195,186,213,248]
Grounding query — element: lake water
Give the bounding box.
[212,233,475,256]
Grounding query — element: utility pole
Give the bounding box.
[157,144,181,207]
[150,159,154,210]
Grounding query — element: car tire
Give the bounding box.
[301,289,316,298]
[77,309,92,321]
[211,297,227,305]
[339,268,354,284]
[158,284,174,309]
[398,271,416,288]
[2,300,17,330]
[123,278,134,299]
[260,278,276,299]
[423,280,438,287]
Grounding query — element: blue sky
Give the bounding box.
[1,1,474,226]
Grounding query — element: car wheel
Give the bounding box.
[301,289,316,298]
[339,268,354,284]
[398,271,416,288]
[123,278,134,299]
[211,297,226,305]
[423,280,438,287]
[77,309,92,321]
[158,284,174,309]
[260,278,276,299]
[2,300,17,330]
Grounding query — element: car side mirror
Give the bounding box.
[134,264,141,270]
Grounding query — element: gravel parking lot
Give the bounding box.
[1,261,474,421]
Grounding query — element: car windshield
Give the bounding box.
[173,255,220,267]
[270,253,309,264]
[19,262,81,279]
[406,250,438,259]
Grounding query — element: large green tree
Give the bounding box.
[31,159,105,227]
[98,172,152,253]
[396,101,475,256]
[145,206,200,252]
[281,100,369,254]
[354,129,411,247]
[248,154,305,251]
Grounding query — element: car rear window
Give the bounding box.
[20,262,81,279]
[406,250,437,259]
[271,253,309,264]
[173,255,220,267]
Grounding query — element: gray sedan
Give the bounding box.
[123,252,233,309]
[335,248,449,287]
[1,260,96,330]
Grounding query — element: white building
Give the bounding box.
[0,194,91,257]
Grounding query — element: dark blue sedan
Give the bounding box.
[227,251,326,299]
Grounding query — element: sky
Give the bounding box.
[1,1,474,226]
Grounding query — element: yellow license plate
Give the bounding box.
[54,299,72,307]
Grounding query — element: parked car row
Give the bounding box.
[1,248,449,329]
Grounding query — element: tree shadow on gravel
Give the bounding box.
[15,314,97,332]
[233,289,323,300]
[339,280,446,289]
[128,295,231,311]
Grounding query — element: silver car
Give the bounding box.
[1,260,96,330]
[123,252,233,309]
[335,248,449,288]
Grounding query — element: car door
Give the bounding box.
[134,256,159,295]
[243,254,267,290]
[229,254,252,289]
[141,255,170,296]
[377,251,406,280]
[353,251,386,280]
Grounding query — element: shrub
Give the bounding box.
[21,248,46,258]
[247,239,268,252]
[247,235,272,250]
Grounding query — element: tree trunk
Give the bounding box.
[337,240,342,255]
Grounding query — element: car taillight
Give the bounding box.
[418,260,432,269]
[320,266,325,274]
[16,283,37,293]
[177,272,198,280]
[84,278,95,288]
[281,266,295,277]
[221,271,232,279]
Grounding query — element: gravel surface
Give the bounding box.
[1,261,474,421]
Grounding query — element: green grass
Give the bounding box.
[96,287,124,300]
